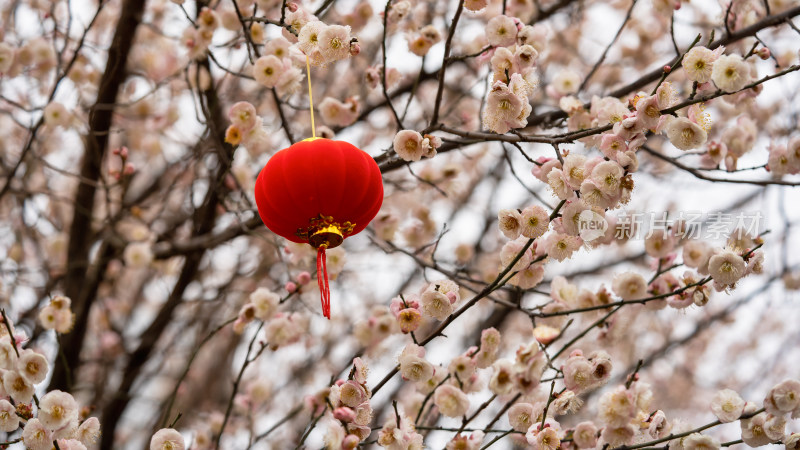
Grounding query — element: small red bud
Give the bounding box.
[663,65,671,73]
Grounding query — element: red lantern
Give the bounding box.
[254,138,384,319]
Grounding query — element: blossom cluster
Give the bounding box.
[323,357,375,448]
[1,315,100,449]
[481,16,540,134]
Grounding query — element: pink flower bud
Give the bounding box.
[342,434,360,449]
[123,162,135,175]
[756,47,770,60]
[333,407,356,422]
[446,291,458,304]
[287,2,298,12]
[349,42,361,57]
[285,281,297,293]
[296,271,311,285]
[119,146,129,159]
[663,65,671,73]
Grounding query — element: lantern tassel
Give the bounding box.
[317,246,331,319]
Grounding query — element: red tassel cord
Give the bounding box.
[317,246,331,319]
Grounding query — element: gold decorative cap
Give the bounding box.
[309,225,344,249]
[296,214,355,249]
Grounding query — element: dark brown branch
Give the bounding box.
[49,0,147,394]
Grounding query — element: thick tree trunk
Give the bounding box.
[49,0,148,392]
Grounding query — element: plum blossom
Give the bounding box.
[482,80,529,134]
[393,129,435,162]
[520,206,550,239]
[398,344,434,382]
[666,117,708,150]
[683,46,722,83]
[612,272,647,300]
[764,379,800,416]
[711,54,752,92]
[0,399,19,432]
[434,384,470,417]
[318,24,352,63]
[573,421,599,448]
[150,428,185,450]
[708,249,746,286]
[507,403,538,432]
[38,390,79,431]
[710,389,745,422]
[23,419,52,450]
[252,55,284,88]
[486,16,517,47]
[3,370,34,403]
[498,208,523,239]
[17,349,48,384]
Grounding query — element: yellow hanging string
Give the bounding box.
[305,54,316,139]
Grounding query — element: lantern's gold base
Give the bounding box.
[296,214,355,249]
[309,225,344,249]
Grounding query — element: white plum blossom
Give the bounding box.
[520,205,550,239]
[551,69,581,96]
[683,46,720,83]
[150,428,185,450]
[44,102,71,128]
[0,339,17,370]
[393,129,434,162]
[38,390,79,431]
[485,16,517,47]
[434,384,470,417]
[498,208,523,239]
[573,421,598,448]
[711,54,751,92]
[612,272,647,301]
[318,97,358,127]
[249,287,280,321]
[482,80,529,134]
[399,345,434,382]
[252,55,284,88]
[741,411,772,447]
[507,403,538,432]
[708,249,746,285]
[3,369,34,403]
[75,417,101,447]
[764,379,800,416]
[123,242,154,268]
[421,289,453,320]
[666,117,708,150]
[499,236,533,271]
[683,433,720,450]
[23,419,52,450]
[318,24,352,63]
[0,399,19,432]
[17,349,48,384]
[711,389,745,422]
